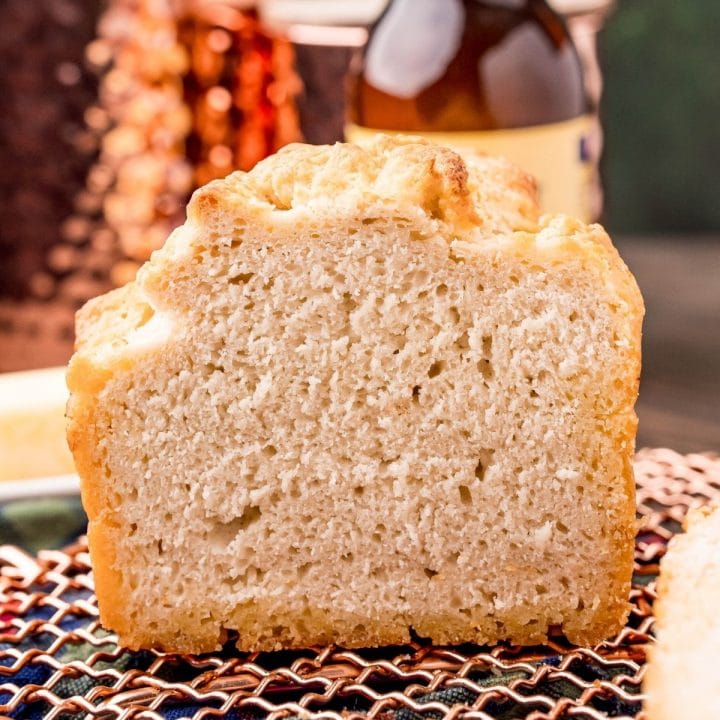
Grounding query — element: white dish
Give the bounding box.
[0,474,81,502]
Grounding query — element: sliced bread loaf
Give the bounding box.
[644,506,720,719]
[67,135,643,653]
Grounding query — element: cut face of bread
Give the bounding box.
[644,506,720,720]
[67,135,643,653]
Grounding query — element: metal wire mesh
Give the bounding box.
[2,448,719,720]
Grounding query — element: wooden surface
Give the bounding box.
[615,236,720,453]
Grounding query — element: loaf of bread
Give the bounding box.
[644,506,720,719]
[67,135,643,653]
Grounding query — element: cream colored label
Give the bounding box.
[346,116,594,222]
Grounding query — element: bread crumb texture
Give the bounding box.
[67,135,643,653]
[644,506,720,720]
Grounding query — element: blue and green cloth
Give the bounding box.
[0,494,87,554]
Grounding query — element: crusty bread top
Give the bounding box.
[186,134,540,237]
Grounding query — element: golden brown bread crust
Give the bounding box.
[187,135,536,234]
[67,135,643,653]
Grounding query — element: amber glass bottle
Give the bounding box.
[347,0,594,220]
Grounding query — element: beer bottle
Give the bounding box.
[347,0,593,220]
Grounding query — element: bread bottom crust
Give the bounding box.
[109,594,630,654]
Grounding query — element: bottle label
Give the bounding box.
[345,116,595,222]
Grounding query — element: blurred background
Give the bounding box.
[599,0,720,452]
[0,0,718,460]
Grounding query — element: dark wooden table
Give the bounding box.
[616,236,720,453]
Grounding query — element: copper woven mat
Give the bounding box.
[2,448,719,720]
